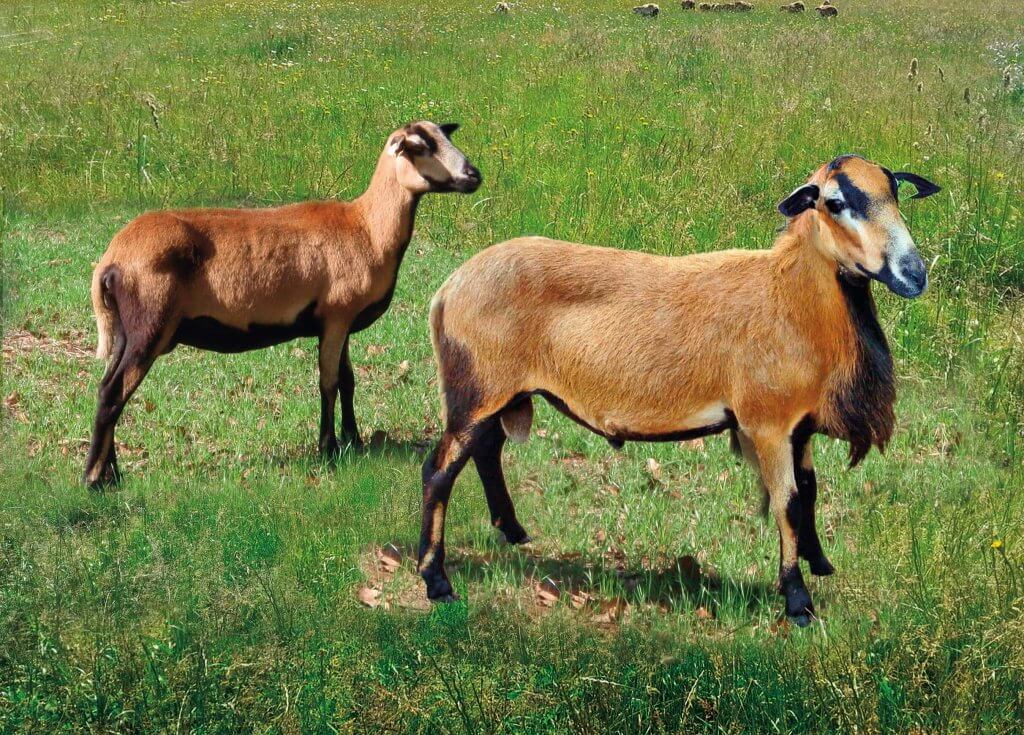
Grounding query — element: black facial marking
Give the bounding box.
[408,124,439,153]
[834,173,871,219]
[827,153,861,173]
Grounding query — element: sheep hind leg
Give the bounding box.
[472,416,530,544]
[418,430,475,601]
[733,429,770,516]
[83,328,165,489]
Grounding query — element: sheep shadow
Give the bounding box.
[387,538,780,616]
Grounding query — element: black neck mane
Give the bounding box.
[831,271,896,466]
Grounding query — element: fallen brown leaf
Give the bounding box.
[645,457,662,481]
[357,587,382,608]
[591,597,627,625]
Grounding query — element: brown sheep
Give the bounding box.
[780,2,805,11]
[817,4,838,16]
[633,3,661,16]
[681,0,696,8]
[84,122,481,487]
[416,155,940,625]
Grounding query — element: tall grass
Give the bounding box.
[1,0,1022,732]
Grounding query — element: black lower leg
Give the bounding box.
[782,494,815,624]
[418,438,471,601]
[318,384,340,456]
[472,420,529,544]
[84,368,126,488]
[337,340,362,448]
[791,426,834,576]
[795,466,834,576]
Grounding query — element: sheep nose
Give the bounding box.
[899,252,928,293]
[463,165,481,183]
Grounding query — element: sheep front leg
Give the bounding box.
[751,429,815,626]
[337,337,363,449]
[317,324,348,457]
[793,435,834,576]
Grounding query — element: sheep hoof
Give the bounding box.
[788,612,813,628]
[808,556,835,576]
[83,463,121,491]
[425,579,459,602]
[319,439,341,457]
[500,528,532,545]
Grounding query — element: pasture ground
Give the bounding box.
[2,1,1023,732]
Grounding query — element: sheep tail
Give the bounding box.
[91,264,121,361]
[428,290,449,427]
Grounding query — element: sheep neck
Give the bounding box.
[771,211,855,364]
[354,151,422,264]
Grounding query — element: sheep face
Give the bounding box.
[387,121,482,194]
[778,155,940,299]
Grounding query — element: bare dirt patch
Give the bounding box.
[2,328,94,361]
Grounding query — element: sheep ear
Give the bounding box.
[892,171,941,199]
[439,122,460,138]
[388,132,429,157]
[778,184,820,217]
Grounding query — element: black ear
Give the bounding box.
[778,184,820,217]
[892,171,941,199]
[439,122,460,138]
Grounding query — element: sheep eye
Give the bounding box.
[825,198,846,214]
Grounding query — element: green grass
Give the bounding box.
[1,0,1023,732]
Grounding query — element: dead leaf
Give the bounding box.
[645,458,662,481]
[396,360,410,379]
[536,428,548,438]
[591,597,627,625]
[2,392,28,423]
[366,344,388,356]
[357,587,382,608]
[377,543,403,573]
[536,576,561,607]
[695,605,714,621]
[568,589,593,609]
[144,400,156,413]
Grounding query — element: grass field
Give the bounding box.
[2,0,1023,731]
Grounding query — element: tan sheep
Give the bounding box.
[780,2,805,11]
